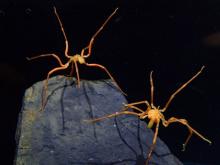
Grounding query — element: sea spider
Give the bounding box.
[86,66,212,164]
[27,7,125,110]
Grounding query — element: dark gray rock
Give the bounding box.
[15,76,183,165]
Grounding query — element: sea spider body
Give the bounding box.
[71,55,86,64]
[145,107,163,128]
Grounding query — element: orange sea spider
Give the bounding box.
[86,66,212,164]
[27,7,125,110]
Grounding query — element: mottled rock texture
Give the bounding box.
[15,76,183,165]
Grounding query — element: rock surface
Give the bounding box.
[15,76,183,165]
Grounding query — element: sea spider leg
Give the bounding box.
[85,63,126,95]
[85,110,141,123]
[69,62,74,77]
[124,100,150,107]
[26,54,68,110]
[42,64,69,110]
[162,117,212,151]
[65,62,74,77]
[162,66,205,112]
[146,122,160,165]
[124,104,145,113]
[73,60,81,87]
[123,101,150,116]
[26,54,64,66]
[81,8,119,58]
[150,71,154,106]
[53,7,71,58]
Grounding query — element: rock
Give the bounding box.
[14,76,183,165]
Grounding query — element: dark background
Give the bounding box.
[0,0,219,164]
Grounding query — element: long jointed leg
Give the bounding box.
[162,66,205,112]
[85,63,126,95]
[146,122,160,165]
[124,104,145,113]
[81,8,119,58]
[26,53,64,66]
[125,100,150,107]
[41,64,69,110]
[68,62,74,77]
[73,60,81,88]
[84,110,141,123]
[27,53,68,110]
[53,7,70,58]
[150,71,154,106]
[162,117,212,151]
